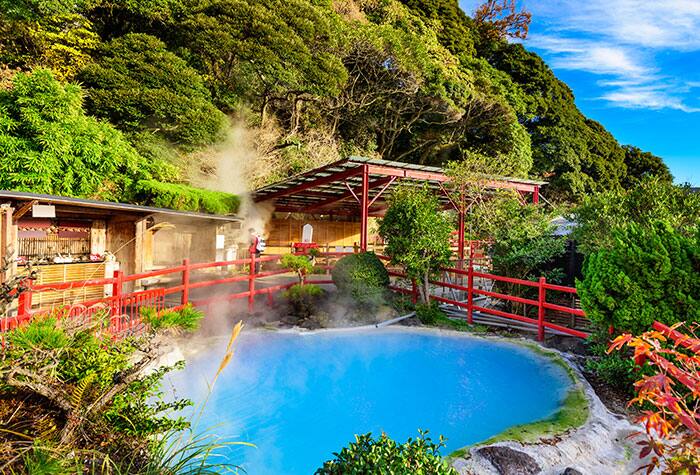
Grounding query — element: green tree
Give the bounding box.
[572,178,700,255]
[464,194,566,300]
[577,222,700,335]
[176,0,347,115]
[79,33,226,146]
[0,69,149,200]
[379,185,453,303]
[622,145,673,187]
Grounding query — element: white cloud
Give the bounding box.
[516,0,700,112]
[601,87,700,113]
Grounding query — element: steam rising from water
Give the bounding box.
[195,119,274,237]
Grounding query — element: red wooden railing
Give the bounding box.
[3,250,589,340]
[379,255,589,341]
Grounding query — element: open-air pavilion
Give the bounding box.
[253,156,547,260]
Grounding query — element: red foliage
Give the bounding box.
[474,0,532,40]
[609,322,700,474]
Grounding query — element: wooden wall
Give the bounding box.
[267,218,362,253]
[107,218,136,277]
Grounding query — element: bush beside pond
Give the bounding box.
[331,252,390,309]
[316,431,457,475]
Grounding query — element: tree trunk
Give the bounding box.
[421,270,430,304]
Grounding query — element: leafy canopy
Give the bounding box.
[379,185,453,303]
[572,178,700,255]
[79,33,226,146]
[577,221,700,335]
[0,69,147,201]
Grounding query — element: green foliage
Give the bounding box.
[176,0,347,110]
[471,195,566,281]
[331,252,389,308]
[284,283,324,320]
[79,33,226,146]
[622,145,672,187]
[135,180,240,214]
[379,185,453,303]
[0,0,667,201]
[415,301,445,325]
[140,304,204,332]
[281,254,315,284]
[316,430,457,475]
[0,69,148,201]
[572,178,700,255]
[577,221,700,335]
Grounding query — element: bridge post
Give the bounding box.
[181,258,190,306]
[110,270,123,333]
[248,251,256,312]
[467,261,473,324]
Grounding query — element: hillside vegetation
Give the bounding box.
[0,0,671,205]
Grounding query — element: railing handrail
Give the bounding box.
[6,251,589,341]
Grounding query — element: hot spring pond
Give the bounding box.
[166,329,572,474]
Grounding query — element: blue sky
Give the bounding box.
[459,0,700,185]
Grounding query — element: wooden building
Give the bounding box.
[0,191,240,309]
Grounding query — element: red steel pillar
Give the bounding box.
[533,186,540,205]
[359,164,369,251]
[457,210,465,268]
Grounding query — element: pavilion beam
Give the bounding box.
[360,164,369,251]
[305,177,395,213]
[366,164,539,194]
[254,167,362,202]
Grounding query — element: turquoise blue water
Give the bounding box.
[166,329,571,474]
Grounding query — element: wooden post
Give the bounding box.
[538,277,546,341]
[248,251,256,313]
[467,261,474,324]
[111,270,123,333]
[411,279,418,305]
[181,258,190,306]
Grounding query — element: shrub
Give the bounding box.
[135,180,240,214]
[331,252,389,307]
[284,284,323,320]
[577,221,700,335]
[140,304,204,332]
[281,254,314,284]
[608,324,700,473]
[0,314,194,469]
[316,431,457,475]
[585,352,639,395]
[415,301,445,325]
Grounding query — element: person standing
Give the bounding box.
[248,227,265,273]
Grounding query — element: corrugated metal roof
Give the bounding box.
[252,156,546,215]
[0,190,241,222]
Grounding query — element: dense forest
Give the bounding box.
[0,0,672,211]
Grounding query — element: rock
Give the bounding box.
[476,446,541,475]
[561,469,583,475]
